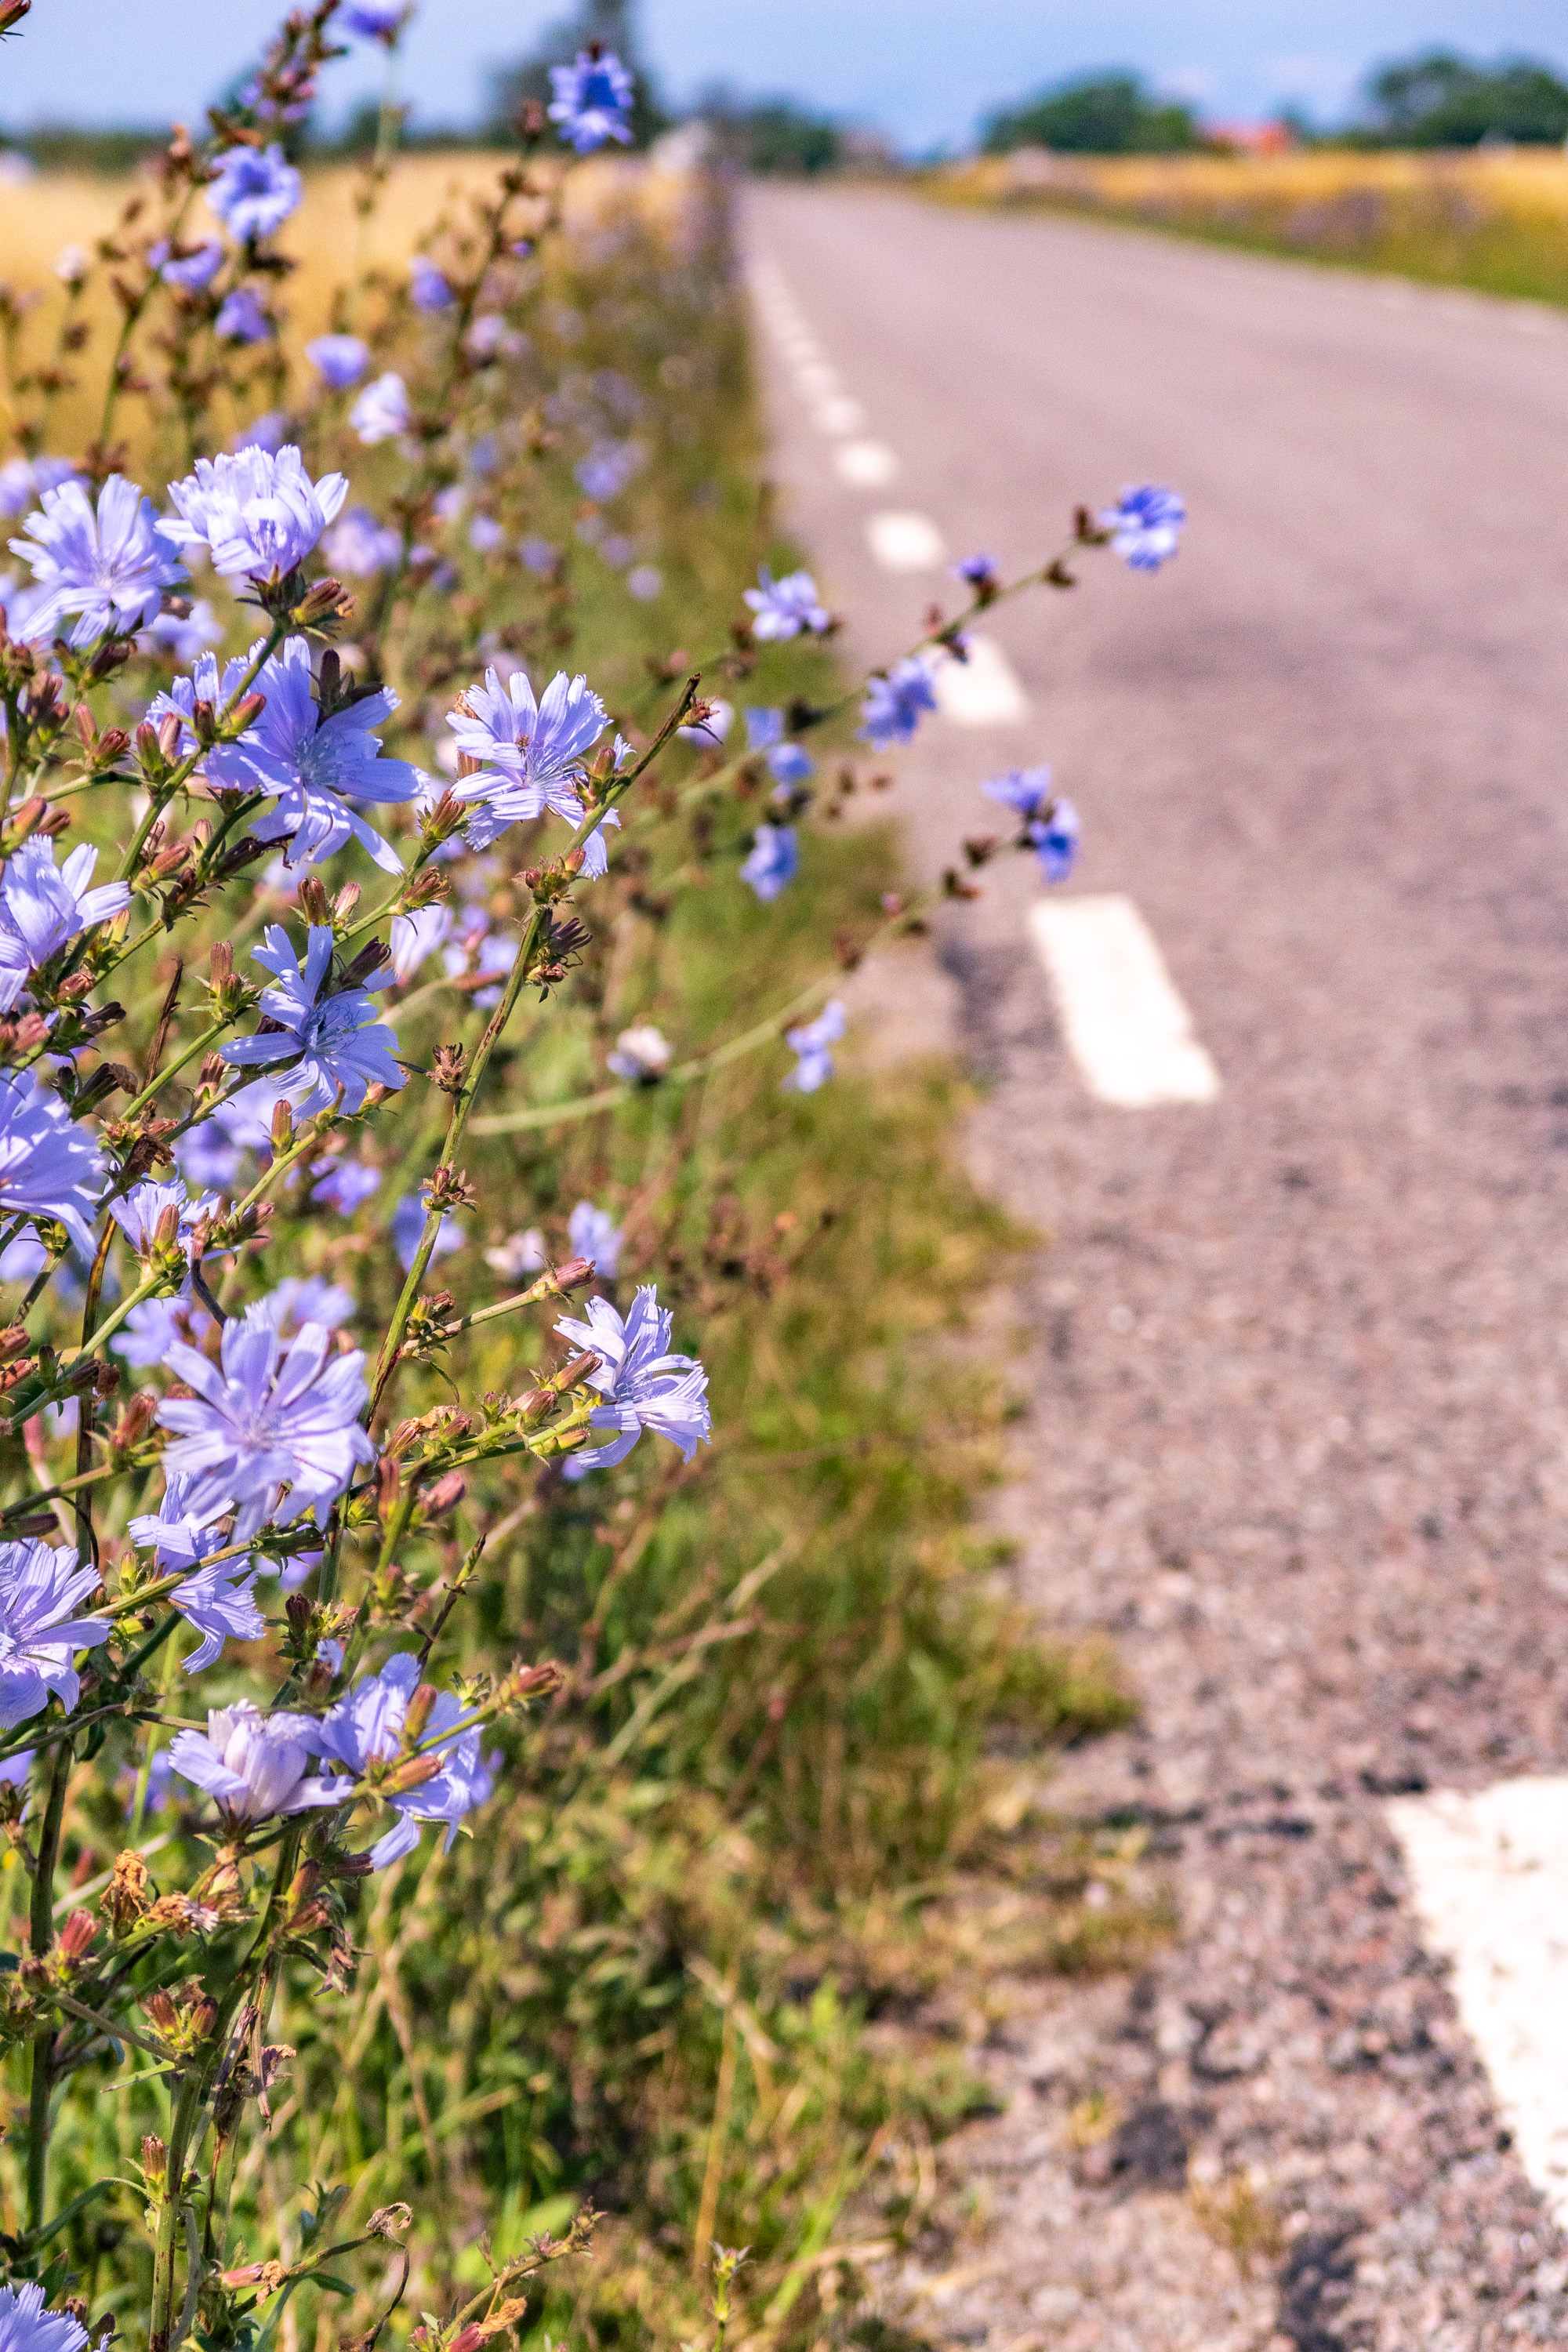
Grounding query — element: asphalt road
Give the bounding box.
[743,186,1568,2350]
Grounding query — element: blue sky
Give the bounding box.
[5,1,1568,148]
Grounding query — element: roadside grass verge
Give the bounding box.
[927,148,1568,308]
[9,167,1145,2351]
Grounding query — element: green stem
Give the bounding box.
[26,1733,72,2234]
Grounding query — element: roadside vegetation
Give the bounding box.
[0,125,1140,2352]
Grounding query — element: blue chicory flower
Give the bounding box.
[742,565,829,641]
[859,659,936,750]
[0,2281,92,2352]
[112,1297,212,1368]
[140,598,223,662]
[390,1192,463,1272]
[554,1286,710,1471]
[0,837,130,1011]
[548,48,635,153]
[221,924,405,1114]
[172,1074,287,1193]
[389,904,451,983]
[206,144,302,241]
[606,1024,671,1082]
[1098,483,1185,572]
[214,286,271,344]
[315,1651,498,1869]
[164,445,349,581]
[575,439,644,501]
[467,514,505,554]
[342,1,407,35]
[127,1473,263,1674]
[0,1541,112,1730]
[783,1000,847,1094]
[306,332,370,388]
[740,822,798,903]
[579,805,621,879]
[445,666,608,848]
[168,1700,338,1824]
[519,535,557,575]
[151,635,421,875]
[158,1298,377,1537]
[408,256,453,312]
[568,1200,622,1278]
[982,766,1080,882]
[0,1075,103,1255]
[626,563,662,601]
[350,372,412,445]
[310,1156,382,1215]
[231,411,287,454]
[0,456,78,518]
[152,238,224,291]
[953,550,999,594]
[323,505,402,577]
[8,474,186,648]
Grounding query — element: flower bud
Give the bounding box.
[227,692,267,732]
[402,1683,438,1746]
[59,1909,96,1960]
[292,576,353,626]
[141,2135,168,2194]
[157,713,183,761]
[421,1470,466,1517]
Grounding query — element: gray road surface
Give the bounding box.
[743,186,1568,2350]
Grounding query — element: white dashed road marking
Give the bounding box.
[927,635,1029,725]
[866,511,947,572]
[1028,895,1221,1107]
[834,438,899,488]
[1389,1779,1568,2227]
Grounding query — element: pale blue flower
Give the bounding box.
[626,564,662,601]
[306,332,370,388]
[153,238,223,291]
[859,659,936,750]
[168,1700,337,1824]
[982,766,1080,882]
[783,1000,846,1094]
[0,837,129,1011]
[156,635,420,876]
[746,709,812,784]
[408,256,453,312]
[389,903,450,982]
[206,144,302,241]
[575,439,642,499]
[231,411,287,454]
[222,923,405,1114]
[0,2281,91,2352]
[8,474,185,648]
[579,806,621,879]
[172,1074,287,1193]
[107,1175,216,1264]
[1099,483,1185,572]
[953,551,998,594]
[554,1286,710,1470]
[742,565,829,641]
[112,1297,212,1368]
[158,1298,376,1537]
[768,742,812,789]
[140,598,223,662]
[548,48,634,152]
[127,1473,263,1673]
[323,505,402,577]
[391,1192,463,1272]
[519,536,557,575]
[343,1,406,36]
[446,666,608,848]
[164,445,349,582]
[310,1157,381,1214]
[0,1074,103,1254]
[467,514,504,555]
[316,1650,497,1868]
[740,822,798,903]
[257,1274,356,1334]
[0,456,78,521]
[568,1200,621,1278]
[215,286,271,344]
[606,1024,671,1082]
[350,372,411,446]
[0,1541,111,1729]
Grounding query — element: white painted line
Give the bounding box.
[1028,895,1221,1108]
[834,439,898,488]
[811,394,865,437]
[1389,1779,1568,2227]
[926,634,1029,726]
[866,511,947,572]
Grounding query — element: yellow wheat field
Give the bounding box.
[938,145,1568,306]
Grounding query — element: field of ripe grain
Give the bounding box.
[934,147,1568,308]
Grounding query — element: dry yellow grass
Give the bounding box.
[0,151,692,461]
[935,145,1568,307]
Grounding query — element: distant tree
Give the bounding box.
[699,91,842,176]
[487,0,666,150]
[979,71,1199,155]
[1362,50,1568,145]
